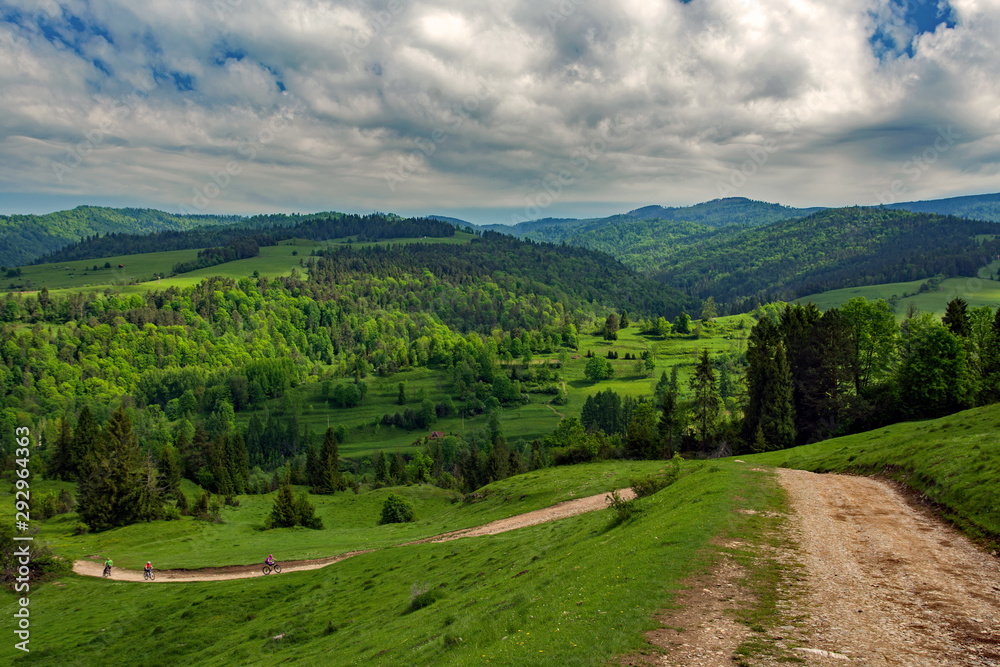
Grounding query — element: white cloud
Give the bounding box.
[0,0,998,220]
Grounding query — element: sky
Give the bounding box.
[0,0,998,225]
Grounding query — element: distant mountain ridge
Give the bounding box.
[886,192,1000,222]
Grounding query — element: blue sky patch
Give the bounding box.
[870,0,956,58]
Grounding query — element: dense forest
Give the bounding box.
[0,206,240,267]
[888,191,1000,222]
[650,208,1000,310]
[36,213,455,264]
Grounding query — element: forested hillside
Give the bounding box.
[0,206,240,267]
[649,208,1000,312]
[36,213,454,264]
[888,192,1000,222]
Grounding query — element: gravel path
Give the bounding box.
[72,488,633,583]
[779,468,1000,666]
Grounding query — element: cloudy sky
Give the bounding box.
[1,0,998,224]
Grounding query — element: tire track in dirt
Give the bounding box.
[72,488,633,583]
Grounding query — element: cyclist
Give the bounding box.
[103,558,113,576]
[144,561,153,575]
[265,553,275,567]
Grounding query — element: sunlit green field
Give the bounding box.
[1,459,778,666]
[14,232,476,299]
[797,273,1000,318]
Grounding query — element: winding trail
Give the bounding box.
[778,469,1000,666]
[72,488,635,583]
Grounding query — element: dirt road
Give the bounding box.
[779,468,1000,666]
[72,488,633,583]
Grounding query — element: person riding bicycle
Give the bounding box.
[104,558,113,575]
[265,554,275,567]
[144,561,152,574]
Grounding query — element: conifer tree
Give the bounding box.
[373,450,388,484]
[269,477,298,528]
[314,427,343,494]
[689,349,720,451]
[77,406,163,531]
[943,297,970,338]
[486,437,509,482]
[390,450,407,484]
[71,406,101,478]
[46,416,74,481]
[228,431,249,495]
[657,388,680,459]
[159,443,181,495]
[295,491,323,529]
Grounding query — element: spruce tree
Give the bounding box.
[657,388,680,458]
[390,450,407,484]
[486,437,509,482]
[314,427,343,494]
[46,416,74,481]
[373,450,388,484]
[159,444,181,495]
[943,297,970,338]
[71,406,101,479]
[77,406,163,531]
[229,431,249,495]
[295,491,323,529]
[269,478,298,528]
[305,444,320,489]
[689,349,720,452]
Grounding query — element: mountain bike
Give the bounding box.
[144,568,155,581]
[103,565,111,578]
[262,563,282,575]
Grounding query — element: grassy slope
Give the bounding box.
[749,402,1000,544]
[2,460,778,667]
[796,272,1000,318]
[5,461,672,570]
[12,232,475,297]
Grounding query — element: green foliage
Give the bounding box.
[75,407,164,531]
[584,356,614,382]
[605,489,641,525]
[408,583,446,612]
[378,492,416,525]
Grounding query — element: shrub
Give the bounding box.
[378,493,415,525]
[630,475,670,498]
[408,582,445,611]
[606,489,641,525]
[73,522,89,536]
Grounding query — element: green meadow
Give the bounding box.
[2,459,780,666]
[239,316,750,460]
[13,231,476,300]
[797,273,1000,318]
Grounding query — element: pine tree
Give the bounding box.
[486,437,509,482]
[314,427,343,494]
[657,388,680,458]
[295,491,323,529]
[743,319,796,452]
[159,444,181,494]
[390,450,407,484]
[943,297,970,337]
[305,444,320,489]
[77,406,163,531]
[689,349,720,452]
[71,406,101,479]
[268,478,298,528]
[46,416,74,481]
[620,310,630,329]
[604,313,620,341]
[229,432,249,495]
[373,450,388,484]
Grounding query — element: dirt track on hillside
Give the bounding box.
[636,469,1000,666]
[72,488,632,583]
[778,468,1000,666]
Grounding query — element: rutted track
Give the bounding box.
[71,488,635,583]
